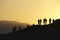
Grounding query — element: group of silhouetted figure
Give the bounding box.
[38,18,55,25]
[13,26,21,32]
[12,18,60,32]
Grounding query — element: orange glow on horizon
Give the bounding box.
[0,0,60,24]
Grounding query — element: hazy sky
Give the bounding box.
[0,0,60,24]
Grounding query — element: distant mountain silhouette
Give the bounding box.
[0,20,30,34]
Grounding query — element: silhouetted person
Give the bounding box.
[13,26,17,32]
[38,19,42,25]
[33,24,35,26]
[40,19,42,25]
[43,18,47,25]
[53,19,55,23]
[49,18,51,24]
[38,19,40,25]
[19,26,21,31]
[27,25,30,28]
[13,27,15,32]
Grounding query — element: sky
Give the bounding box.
[0,0,60,24]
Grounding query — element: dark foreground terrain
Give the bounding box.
[0,32,60,40]
[0,19,60,40]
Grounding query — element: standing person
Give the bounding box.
[38,19,42,25]
[13,26,17,32]
[43,18,47,25]
[19,26,21,31]
[49,18,51,24]
[53,19,55,23]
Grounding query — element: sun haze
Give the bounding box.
[0,0,60,24]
